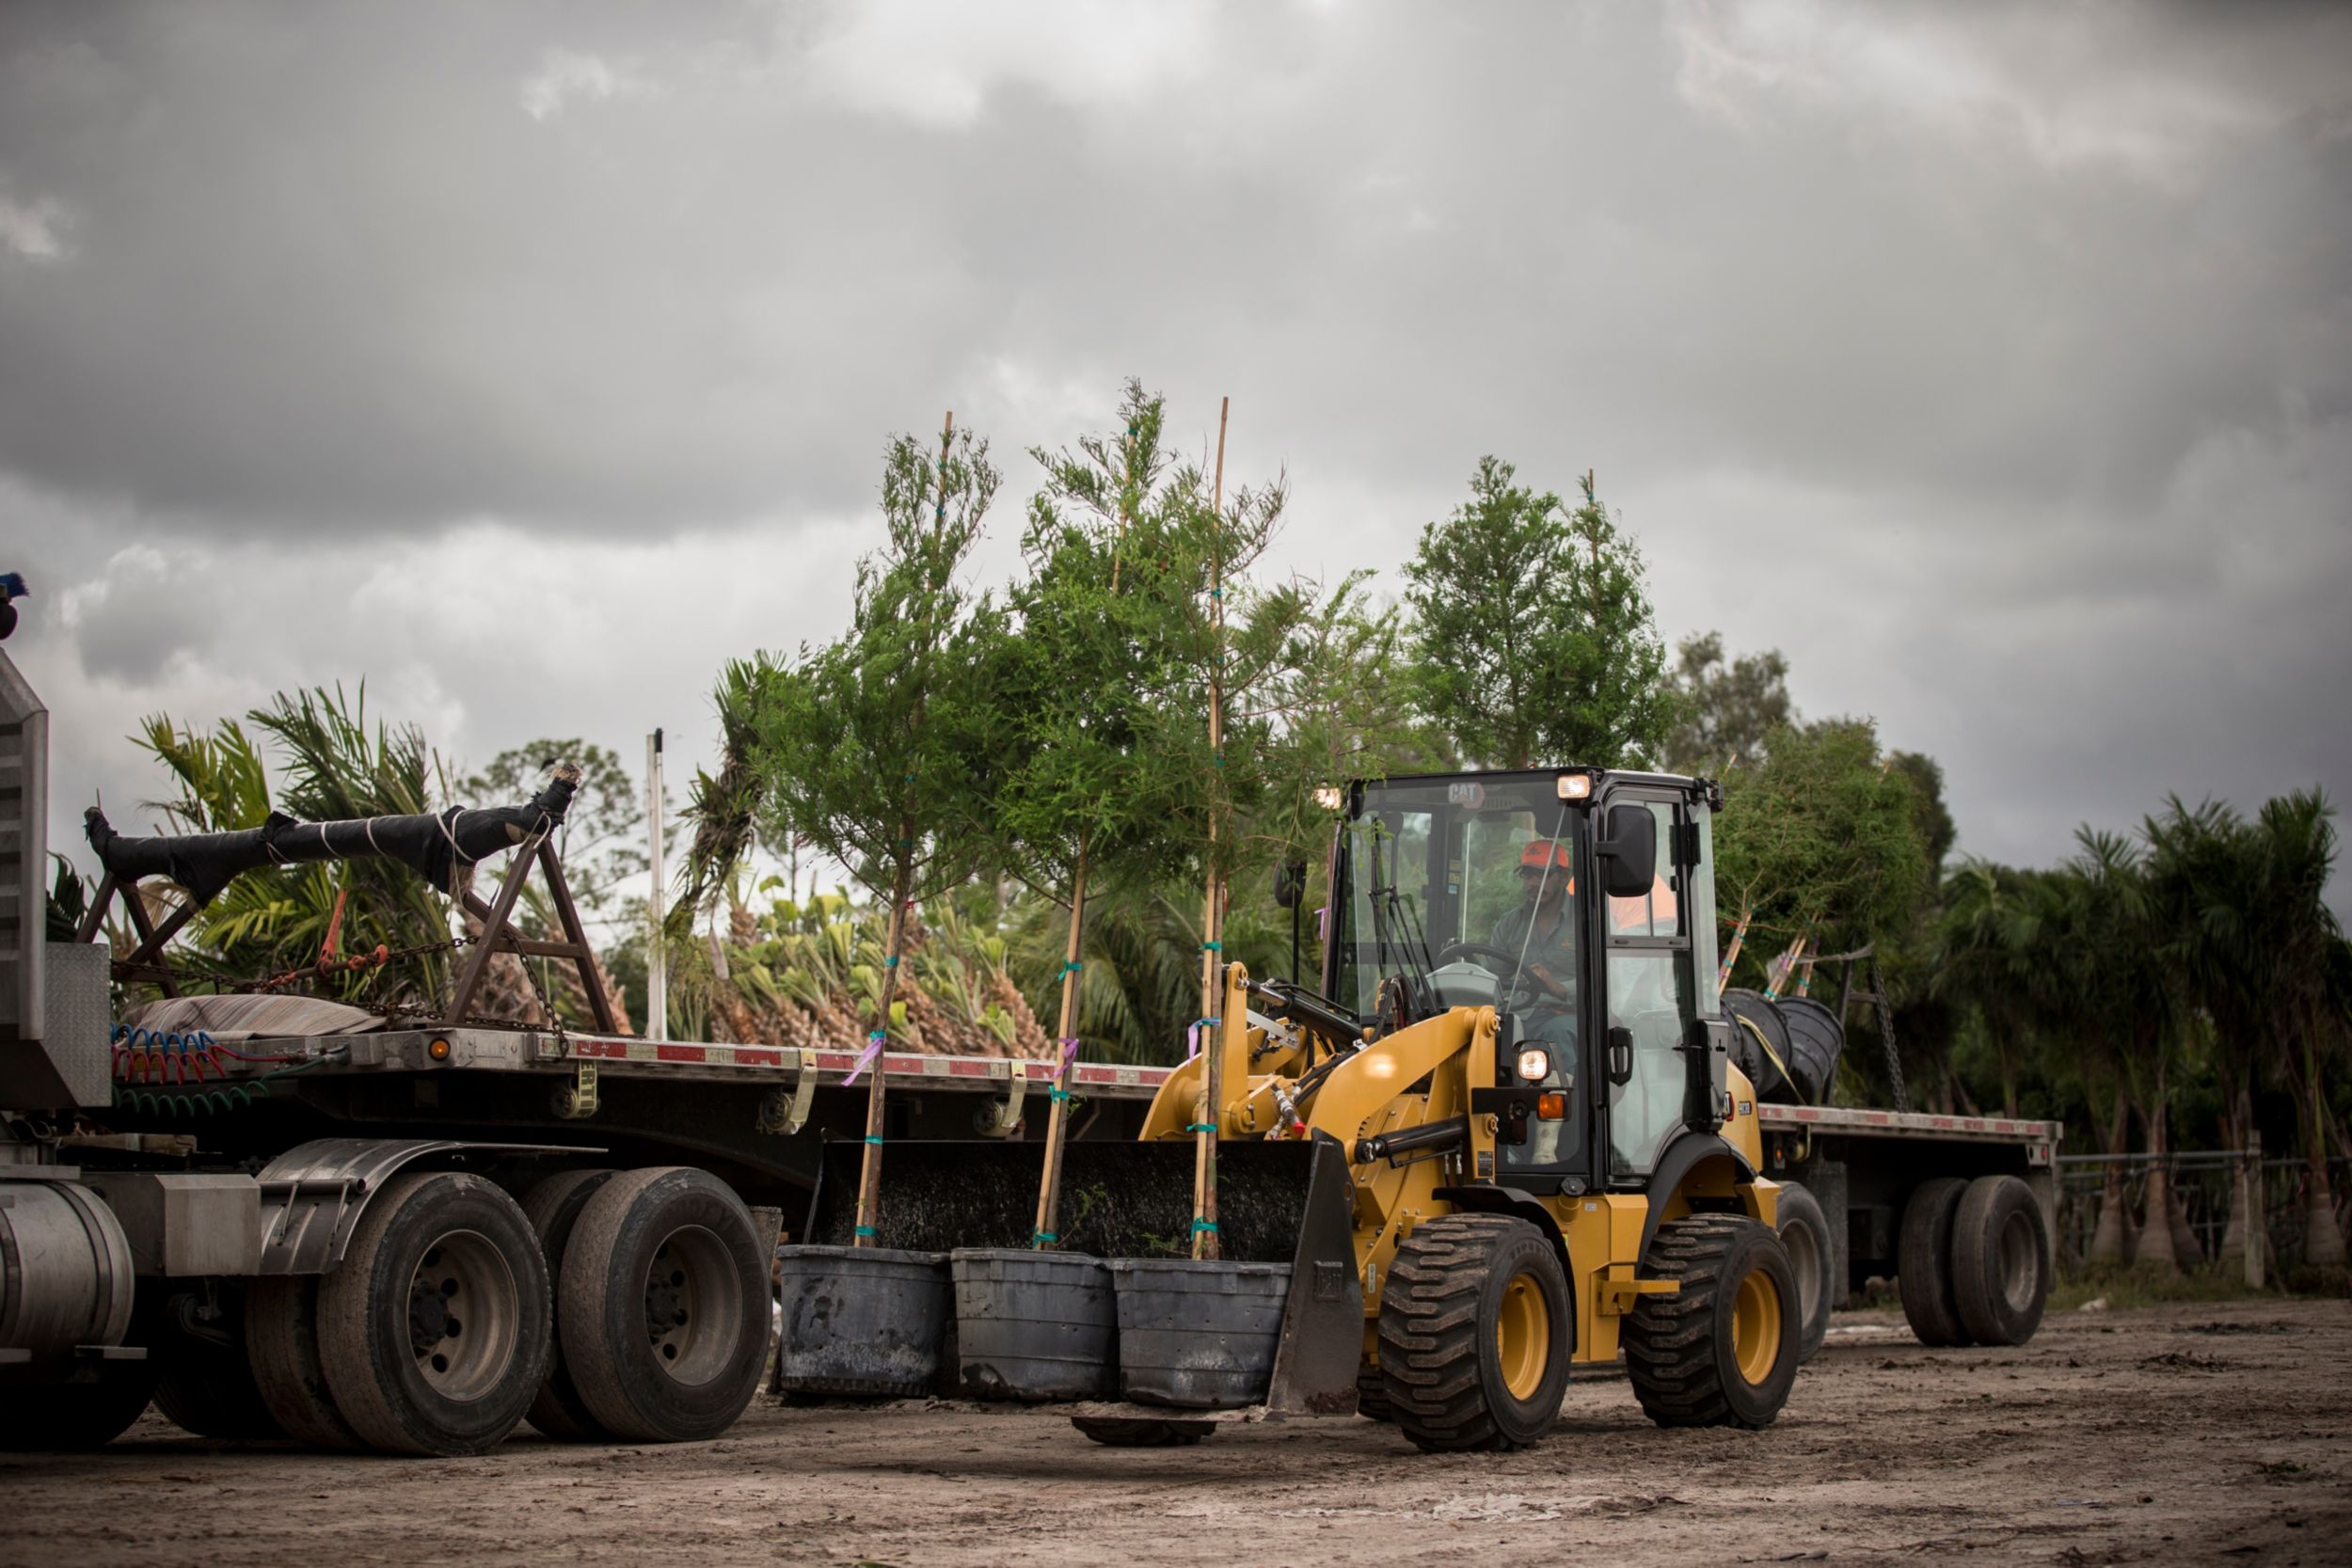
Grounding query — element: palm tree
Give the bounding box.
[2247,790,2346,1273]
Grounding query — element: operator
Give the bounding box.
[1490,839,1577,1015]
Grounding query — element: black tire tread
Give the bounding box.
[246,1275,362,1449]
[520,1168,618,1442]
[1950,1175,2049,1347]
[1623,1213,1797,1431]
[1899,1177,1972,1347]
[318,1170,550,1456]
[1375,1213,1565,1453]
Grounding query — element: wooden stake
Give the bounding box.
[1193,395,1231,1263]
[850,410,955,1250]
[1031,847,1088,1248]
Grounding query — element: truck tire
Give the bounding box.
[1377,1213,1570,1452]
[1949,1175,2049,1346]
[1898,1177,1972,1347]
[559,1166,769,1444]
[318,1170,551,1456]
[1624,1214,1799,1430]
[246,1275,363,1449]
[519,1168,620,1441]
[1070,1417,1216,1446]
[153,1287,281,1440]
[1774,1180,1835,1365]
[0,1359,159,1450]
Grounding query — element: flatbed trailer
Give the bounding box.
[3,645,2060,1455]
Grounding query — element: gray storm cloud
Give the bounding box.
[1,0,2345,912]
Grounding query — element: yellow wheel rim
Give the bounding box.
[1732,1268,1782,1386]
[1494,1274,1550,1402]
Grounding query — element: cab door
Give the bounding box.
[1597,791,1699,1181]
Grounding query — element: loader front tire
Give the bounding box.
[1624,1214,1799,1430]
[1377,1214,1570,1452]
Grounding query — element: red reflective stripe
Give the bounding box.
[656,1044,706,1063]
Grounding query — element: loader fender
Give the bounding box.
[1432,1185,1573,1277]
[1637,1133,1760,1268]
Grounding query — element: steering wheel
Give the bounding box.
[1431,942,1559,1008]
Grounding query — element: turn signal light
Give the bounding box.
[427,1037,452,1061]
[1536,1091,1568,1120]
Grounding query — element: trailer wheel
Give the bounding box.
[153,1286,281,1440]
[0,1359,159,1450]
[1898,1177,1973,1348]
[246,1276,363,1449]
[1070,1417,1215,1447]
[1949,1176,2049,1346]
[1377,1213,1570,1452]
[1624,1214,1799,1430]
[559,1167,769,1444]
[318,1170,551,1456]
[1773,1181,1835,1364]
[518,1168,620,1441]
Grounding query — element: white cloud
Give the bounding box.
[1666,0,2295,185]
[790,0,1215,128]
[519,49,659,122]
[0,184,72,261]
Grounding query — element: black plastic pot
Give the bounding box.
[1107,1258,1294,1409]
[949,1248,1116,1402]
[772,1244,950,1399]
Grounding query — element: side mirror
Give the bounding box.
[1607,1024,1634,1086]
[1596,804,1657,897]
[1273,861,1307,911]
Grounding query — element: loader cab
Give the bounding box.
[1323,768,1727,1196]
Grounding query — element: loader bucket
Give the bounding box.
[800,1135,1364,1417]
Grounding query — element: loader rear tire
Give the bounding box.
[1949,1176,2049,1347]
[1071,1417,1216,1447]
[1377,1214,1570,1452]
[1899,1177,1973,1347]
[1773,1180,1834,1365]
[1624,1214,1799,1430]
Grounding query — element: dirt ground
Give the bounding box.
[4,1296,2346,1568]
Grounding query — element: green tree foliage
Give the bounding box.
[753,418,1008,1238]
[1405,459,1671,769]
[1710,718,1931,971]
[1661,632,1794,776]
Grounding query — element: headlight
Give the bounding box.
[1313,785,1344,810]
[1515,1047,1550,1082]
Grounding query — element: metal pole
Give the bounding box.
[646,727,667,1040]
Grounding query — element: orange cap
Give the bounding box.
[1518,840,1571,870]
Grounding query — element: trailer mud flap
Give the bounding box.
[802,1135,1363,1417]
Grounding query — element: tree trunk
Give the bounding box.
[850,846,915,1248]
[2137,1080,2179,1273]
[2292,1022,2347,1274]
[1031,849,1088,1250]
[2217,1080,2249,1269]
[2090,1092,2133,1266]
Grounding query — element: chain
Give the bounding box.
[1871,950,1910,1114]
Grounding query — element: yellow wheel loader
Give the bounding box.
[795,768,1798,1449]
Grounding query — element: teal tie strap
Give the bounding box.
[1185,1122,1218,1134]
[865,1135,883,1146]
[853,1225,878,1238]
[1032,1230,1057,1244]
[1192,1219,1219,1233]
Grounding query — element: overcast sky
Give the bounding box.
[5,0,2347,919]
